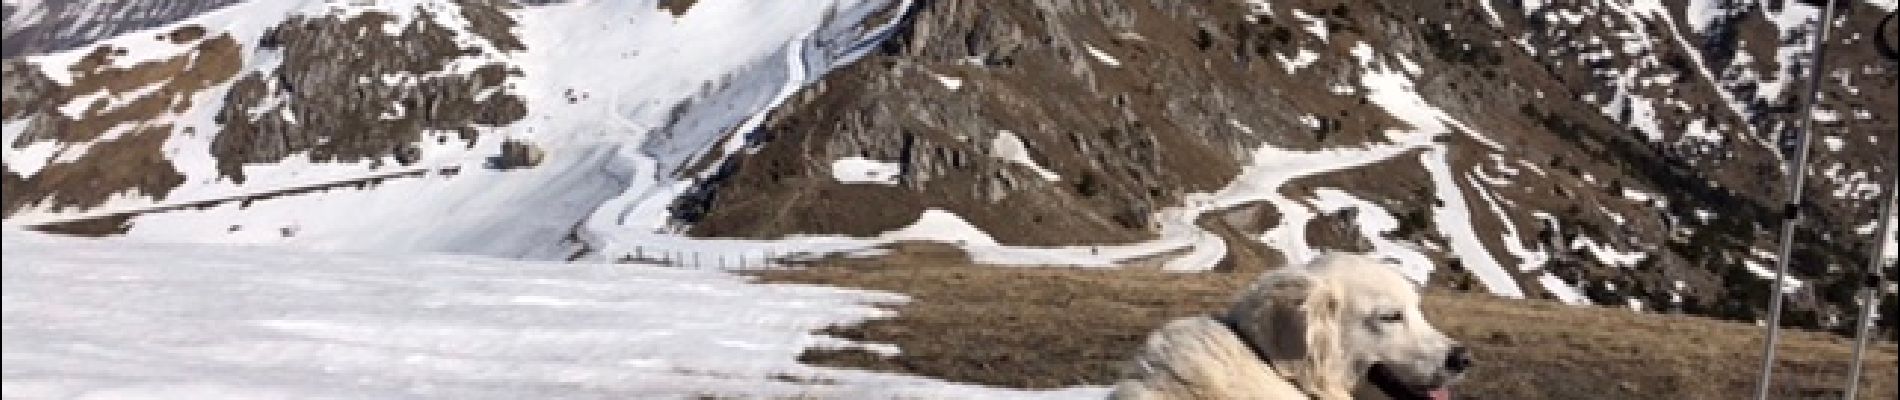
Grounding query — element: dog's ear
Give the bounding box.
[1227,271,1353,399]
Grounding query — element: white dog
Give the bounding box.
[1112,254,1470,399]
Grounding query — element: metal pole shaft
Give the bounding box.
[1844,177,1897,400]
[1756,1,1839,398]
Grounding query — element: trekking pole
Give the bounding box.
[1755,1,1839,398]
[1843,178,1895,400]
[1844,11,1900,399]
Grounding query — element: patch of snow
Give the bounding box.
[1625,96,1664,142]
[1425,148,1526,298]
[1290,9,1328,43]
[1243,0,1274,16]
[1476,0,1503,27]
[56,89,110,118]
[1741,259,1805,292]
[1854,218,1884,235]
[1621,188,1663,205]
[1814,109,1842,123]
[1328,82,1357,95]
[1821,136,1844,152]
[1298,114,1322,130]
[991,130,1060,181]
[1571,236,1647,267]
[378,101,408,121]
[929,71,963,90]
[881,209,998,247]
[1685,0,1725,33]
[1469,175,1551,276]
[1394,53,1422,76]
[1883,213,1898,264]
[1350,42,1503,149]
[1276,48,1319,73]
[1082,43,1120,67]
[1538,273,1588,304]
[1680,117,1721,143]
[3,118,59,177]
[830,156,902,185]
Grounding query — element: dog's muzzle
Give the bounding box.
[1368,345,1470,400]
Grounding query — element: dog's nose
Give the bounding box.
[1445,345,1474,373]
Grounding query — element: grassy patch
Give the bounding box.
[758,257,1897,399]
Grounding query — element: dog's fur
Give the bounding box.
[1112,254,1465,399]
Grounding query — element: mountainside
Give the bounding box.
[3,0,1896,336]
[698,0,1900,333]
[0,0,244,58]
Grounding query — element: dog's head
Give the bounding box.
[1225,254,1470,400]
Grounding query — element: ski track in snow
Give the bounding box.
[0,230,1103,399]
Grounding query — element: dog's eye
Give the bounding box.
[1376,311,1405,323]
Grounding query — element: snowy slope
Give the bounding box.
[7,0,915,260]
[0,229,1103,399]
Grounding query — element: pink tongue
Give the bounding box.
[1429,388,1451,400]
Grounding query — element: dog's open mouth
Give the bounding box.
[1367,364,1453,400]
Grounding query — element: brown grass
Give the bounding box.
[760,257,1248,389]
[756,253,1897,399]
